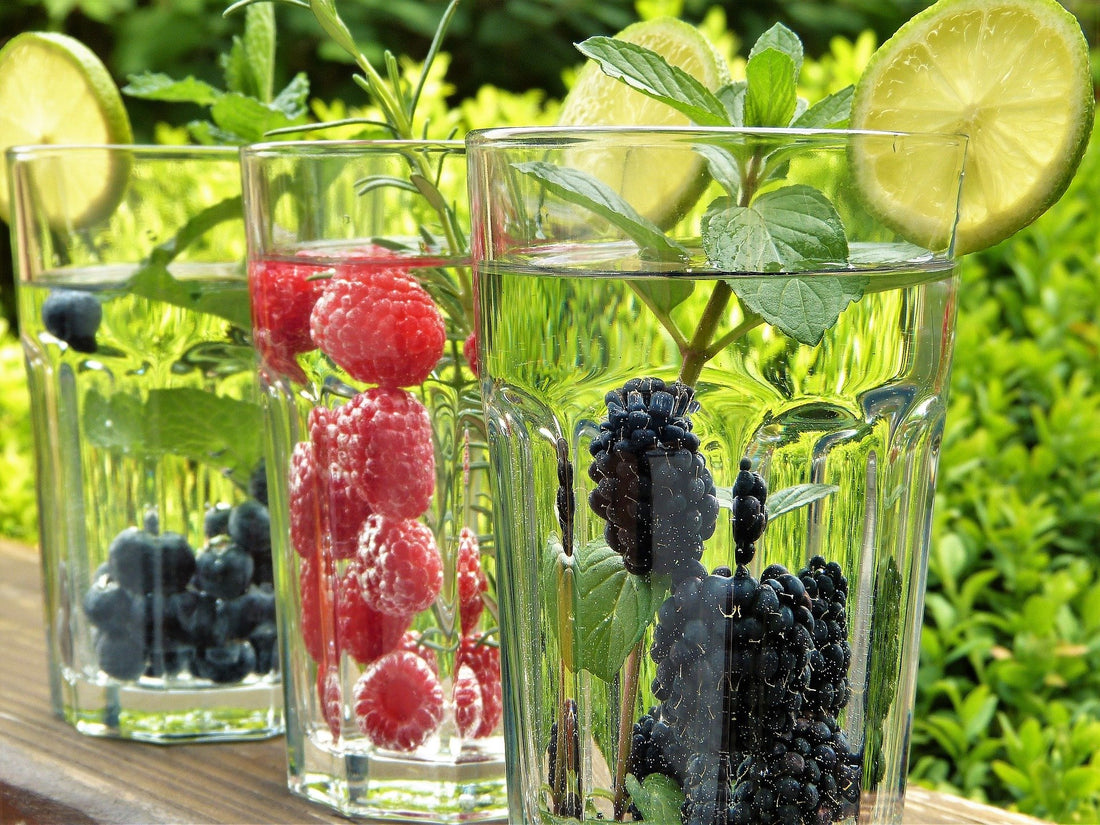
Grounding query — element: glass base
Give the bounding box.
[60,668,283,743]
[289,733,509,823]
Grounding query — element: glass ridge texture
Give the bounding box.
[466,127,968,825]
[240,140,506,823]
[8,144,282,743]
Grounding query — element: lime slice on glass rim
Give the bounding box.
[850,0,1094,255]
[0,31,133,226]
[556,17,729,227]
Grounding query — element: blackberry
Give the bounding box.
[797,556,852,718]
[547,699,580,804]
[588,378,719,577]
[730,459,768,566]
[628,708,677,783]
[727,714,861,825]
[42,288,102,353]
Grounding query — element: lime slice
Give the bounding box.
[0,31,133,226]
[557,18,729,227]
[850,0,1094,255]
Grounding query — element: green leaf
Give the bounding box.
[576,36,729,126]
[309,0,361,63]
[631,278,695,316]
[704,185,849,270]
[625,774,685,825]
[743,49,797,127]
[715,81,746,127]
[128,196,251,329]
[83,388,263,487]
[242,3,276,101]
[210,92,308,143]
[694,143,742,200]
[730,274,865,346]
[513,161,688,262]
[271,72,311,119]
[559,538,668,682]
[122,73,222,105]
[748,22,804,77]
[792,86,854,129]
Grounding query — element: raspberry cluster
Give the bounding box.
[81,490,276,684]
[588,378,720,578]
[269,246,496,753]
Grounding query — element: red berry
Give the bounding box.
[396,630,439,674]
[336,560,410,665]
[353,650,444,752]
[334,388,435,519]
[453,663,484,739]
[305,406,374,558]
[359,514,442,617]
[457,636,503,738]
[309,263,445,388]
[457,527,488,634]
[250,258,326,382]
[288,441,320,558]
[463,331,480,378]
[317,664,342,740]
[298,554,335,663]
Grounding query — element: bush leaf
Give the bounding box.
[625,774,685,825]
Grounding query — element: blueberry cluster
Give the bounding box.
[588,378,720,577]
[81,495,275,683]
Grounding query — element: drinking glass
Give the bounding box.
[466,127,968,825]
[240,140,506,822]
[7,144,281,742]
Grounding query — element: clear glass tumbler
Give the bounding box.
[8,144,281,742]
[466,127,968,825]
[240,140,506,822]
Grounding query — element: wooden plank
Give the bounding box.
[0,539,1051,825]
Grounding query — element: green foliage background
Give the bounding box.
[2,0,1100,821]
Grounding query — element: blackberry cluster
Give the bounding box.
[81,493,276,683]
[727,716,860,825]
[798,557,852,718]
[547,698,580,796]
[730,459,768,566]
[588,378,719,577]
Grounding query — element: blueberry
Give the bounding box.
[173,590,229,647]
[194,544,254,600]
[203,505,231,539]
[154,532,196,593]
[82,581,143,634]
[107,527,157,594]
[249,622,278,674]
[144,644,192,679]
[248,460,268,507]
[95,630,146,681]
[42,288,102,353]
[194,641,256,683]
[227,500,271,557]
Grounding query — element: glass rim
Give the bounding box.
[5,143,239,164]
[240,138,464,159]
[465,124,969,149]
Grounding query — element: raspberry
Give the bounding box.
[317,664,342,740]
[397,630,439,674]
[336,560,410,664]
[305,406,375,558]
[250,258,326,382]
[334,388,435,519]
[453,663,484,739]
[288,441,321,558]
[463,330,480,378]
[298,554,335,663]
[309,263,445,388]
[353,650,444,752]
[457,636,503,738]
[457,527,488,634]
[359,514,443,617]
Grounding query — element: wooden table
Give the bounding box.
[0,539,1049,825]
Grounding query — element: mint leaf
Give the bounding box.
[694,144,742,200]
[792,86,854,128]
[129,196,252,329]
[703,185,848,272]
[743,48,798,127]
[542,537,671,682]
[625,774,685,825]
[716,482,839,517]
[715,81,746,126]
[271,72,311,119]
[576,36,729,126]
[210,92,307,142]
[748,22,804,77]
[83,388,263,488]
[123,73,221,106]
[631,278,695,316]
[513,161,688,262]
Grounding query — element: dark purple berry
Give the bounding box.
[194,544,254,600]
[42,288,101,353]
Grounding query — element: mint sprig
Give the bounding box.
[515,22,861,370]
